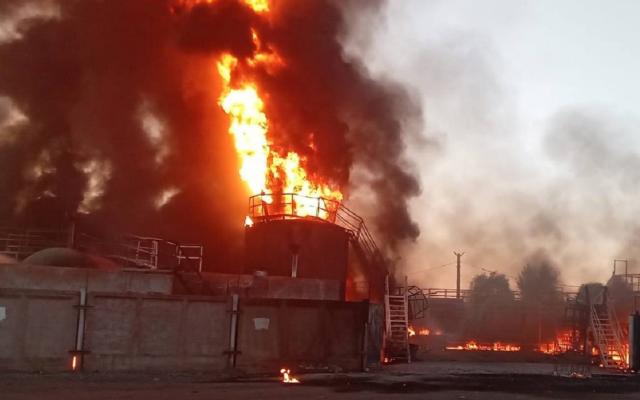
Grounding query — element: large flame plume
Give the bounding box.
[215,1,343,219]
[0,0,421,267]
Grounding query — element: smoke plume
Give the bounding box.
[342,0,640,288]
[0,0,421,268]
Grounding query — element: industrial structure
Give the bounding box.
[0,193,400,373]
[2,193,639,374]
[403,262,640,373]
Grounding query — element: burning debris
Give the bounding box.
[408,326,431,337]
[279,368,299,384]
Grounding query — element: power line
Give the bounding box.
[404,261,456,274]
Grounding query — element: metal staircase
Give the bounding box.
[384,276,411,362]
[590,297,627,369]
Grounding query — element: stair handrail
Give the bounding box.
[606,297,628,366]
[248,193,386,269]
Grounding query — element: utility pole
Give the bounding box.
[454,251,464,299]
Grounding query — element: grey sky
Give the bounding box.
[345,0,640,289]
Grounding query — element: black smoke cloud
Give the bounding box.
[0,0,421,268]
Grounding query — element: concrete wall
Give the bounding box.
[235,299,368,372]
[83,293,230,371]
[175,272,342,301]
[365,303,384,368]
[0,264,173,294]
[0,287,374,373]
[0,288,79,371]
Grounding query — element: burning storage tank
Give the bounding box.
[216,14,390,303]
[244,193,387,302]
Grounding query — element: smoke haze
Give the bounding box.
[341,0,640,288]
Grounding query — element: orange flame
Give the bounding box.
[215,5,342,221]
[178,0,269,13]
[280,368,300,383]
[244,0,269,13]
[408,326,431,337]
[537,330,575,355]
[446,340,521,352]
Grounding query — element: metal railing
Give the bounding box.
[420,288,472,299]
[0,227,70,260]
[619,273,640,293]
[0,225,203,271]
[414,288,533,301]
[76,232,204,271]
[248,193,385,268]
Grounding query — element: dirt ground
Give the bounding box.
[2,362,640,400]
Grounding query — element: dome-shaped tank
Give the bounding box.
[22,247,120,270]
[0,253,16,264]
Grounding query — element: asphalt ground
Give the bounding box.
[2,361,639,400]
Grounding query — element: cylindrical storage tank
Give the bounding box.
[244,219,349,281]
[630,312,640,371]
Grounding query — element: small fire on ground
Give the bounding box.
[446,340,521,352]
[537,330,577,355]
[408,326,432,336]
[280,368,300,384]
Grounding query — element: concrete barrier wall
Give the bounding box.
[84,293,230,371]
[174,272,342,300]
[0,287,373,373]
[0,289,79,371]
[0,264,174,294]
[235,299,368,372]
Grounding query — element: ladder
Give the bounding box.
[384,276,411,362]
[590,297,627,369]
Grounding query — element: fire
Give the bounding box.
[71,355,78,371]
[179,0,269,13]
[446,340,521,352]
[408,326,430,337]
[538,330,575,355]
[279,368,299,383]
[214,4,343,221]
[218,83,269,194]
[244,0,269,12]
[244,215,254,227]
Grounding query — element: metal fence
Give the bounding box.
[0,227,69,260]
[0,226,203,271]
